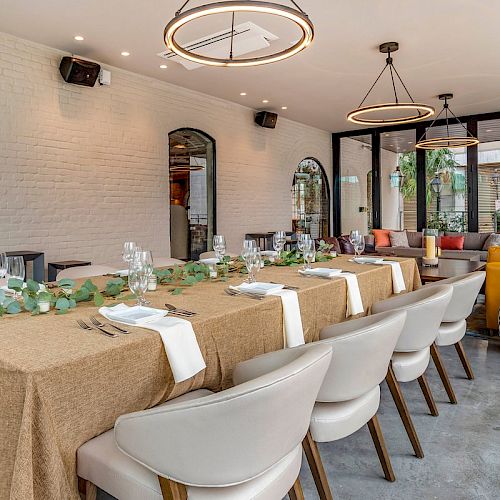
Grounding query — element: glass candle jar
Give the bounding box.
[148,275,158,291]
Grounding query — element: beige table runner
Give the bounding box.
[0,256,420,500]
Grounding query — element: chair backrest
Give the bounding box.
[115,344,332,488]
[154,257,185,267]
[233,311,406,404]
[426,272,485,322]
[372,285,453,352]
[56,265,117,280]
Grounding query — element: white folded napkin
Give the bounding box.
[377,261,406,294]
[268,289,305,348]
[99,304,206,383]
[340,273,364,317]
[298,268,342,278]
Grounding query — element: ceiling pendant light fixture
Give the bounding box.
[347,42,434,126]
[164,0,314,67]
[415,94,480,150]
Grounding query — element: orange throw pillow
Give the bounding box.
[372,229,392,247]
[440,235,464,250]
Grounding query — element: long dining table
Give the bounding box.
[0,255,421,500]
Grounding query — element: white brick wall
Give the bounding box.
[0,32,332,270]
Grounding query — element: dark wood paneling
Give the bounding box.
[332,134,341,236]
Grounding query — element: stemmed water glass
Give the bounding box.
[302,240,316,270]
[122,242,137,266]
[297,233,312,256]
[244,247,261,283]
[349,230,365,257]
[128,257,148,306]
[242,239,257,258]
[273,231,287,254]
[6,256,25,297]
[213,235,226,261]
[131,250,154,304]
[0,252,7,281]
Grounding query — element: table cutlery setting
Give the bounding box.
[164,303,197,317]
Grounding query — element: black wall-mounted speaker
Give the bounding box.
[59,57,101,87]
[255,111,278,129]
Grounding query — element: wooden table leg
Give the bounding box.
[385,364,424,458]
[302,430,333,500]
[430,343,457,404]
[289,477,305,500]
[158,476,188,500]
[454,340,475,380]
[417,374,439,416]
[367,414,396,482]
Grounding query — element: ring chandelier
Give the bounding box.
[164,0,314,67]
[416,94,480,150]
[347,42,435,126]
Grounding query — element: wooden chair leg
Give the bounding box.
[454,341,475,380]
[302,430,333,500]
[385,364,424,458]
[417,374,439,416]
[83,480,97,500]
[288,477,305,500]
[158,476,188,500]
[367,415,396,482]
[430,343,457,404]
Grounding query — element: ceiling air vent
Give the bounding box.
[158,21,278,70]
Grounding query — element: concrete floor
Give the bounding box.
[97,336,500,500]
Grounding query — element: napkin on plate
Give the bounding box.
[99,304,206,383]
[298,268,342,278]
[376,261,406,294]
[231,282,305,347]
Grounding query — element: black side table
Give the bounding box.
[6,251,45,283]
[48,260,91,282]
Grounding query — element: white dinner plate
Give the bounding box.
[105,305,167,325]
[231,282,284,296]
[299,268,342,278]
[352,257,385,265]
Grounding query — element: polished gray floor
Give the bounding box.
[97,336,500,500]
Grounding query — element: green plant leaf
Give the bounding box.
[0,304,4,317]
[0,289,5,303]
[73,287,90,302]
[55,309,68,315]
[7,278,23,291]
[194,272,205,282]
[6,300,21,314]
[31,305,40,316]
[37,291,52,302]
[94,291,105,307]
[22,291,37,312]
[26,279,40,292]
[171,288,183,295]
[55,297,70,310]
[82,279,98,293]
[68,298,77,309]
[58,278,75,288]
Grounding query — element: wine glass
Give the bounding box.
[297,233,312,255]
[349,230,364,257]
[273,231,287,254]
[6,256,25,296]
[0,252,7,280]
[134,250,154,276]
[302,240,316,270]
[241,239,257,259]
[128,260,148,306]
[122,242,137,265]
[213,235,226,261]
[244,248,261,283]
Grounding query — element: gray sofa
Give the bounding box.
[370,231,493,261]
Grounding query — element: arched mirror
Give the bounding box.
[291,158,330,239]
[168,128,215,261]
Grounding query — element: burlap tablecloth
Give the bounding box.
[0,256,420,500]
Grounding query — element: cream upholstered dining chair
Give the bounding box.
[371,284,453,458]
[233,310,407,500]
[199,251,239,260]
[425,271,485,380]
[56,265,117,280]
[77,344,332,500]
[153,257,185,267]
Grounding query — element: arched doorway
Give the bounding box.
[292,158,330,239]
[168,128,216,261]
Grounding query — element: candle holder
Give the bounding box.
[422,228,439,267]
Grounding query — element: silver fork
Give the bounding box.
[89,315,129,333]
[164,303,196,316]
[76,319,118,338]
[224,288,264,300]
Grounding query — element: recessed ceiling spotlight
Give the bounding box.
[160,64,167,69]
[240,92,247,96]
[281,106,288,110]
[121,51,130,57]
[262,99,269,103]
[74,35,84,41]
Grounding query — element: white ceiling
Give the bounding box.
[1,0,500,132]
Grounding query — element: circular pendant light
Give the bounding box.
[164,1,314,67]
[347,42,434,126]
[416,94,480,150]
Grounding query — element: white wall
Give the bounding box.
[0,32,332,268]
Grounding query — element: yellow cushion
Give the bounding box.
[485,262,500,329]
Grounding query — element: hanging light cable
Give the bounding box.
[347,42,434,126]
[164,0,314,67]
[415,93,479,149]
